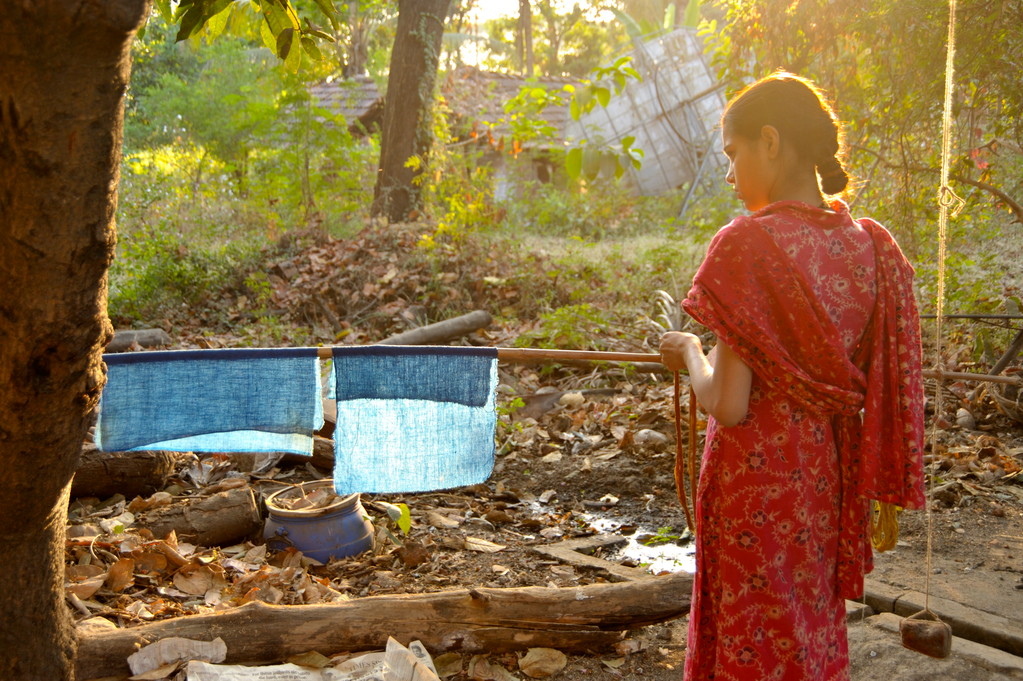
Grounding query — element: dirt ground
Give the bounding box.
[69,362,1023,680]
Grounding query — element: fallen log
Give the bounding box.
[72,446,187,500]
[75,571,692,679]
[106,328,172,353]
[280,435,335,471]
[377,309,492,346]
[134,486,262,547]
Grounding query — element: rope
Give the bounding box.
[672,370,695,532]
[688,385,699,516]
[923,0,962,617]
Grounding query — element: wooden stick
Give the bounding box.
[924,369,1020,385]
[919,313,1023,320]
[317,347,663,363]
[496,348,664,363]
[319,345,1020,385]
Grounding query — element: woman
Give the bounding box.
[660,72,926,680]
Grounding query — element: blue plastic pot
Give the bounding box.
[263,480,374,562]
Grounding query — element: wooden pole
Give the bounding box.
[925,369,1020,386]
[495,348,664,363]
[319,345,1019,385]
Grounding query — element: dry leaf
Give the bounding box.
[468,655,518,681]
[67,564,106,580]
[287,650,332,668]
[132,551,169,574]
[173,564,226,596]
[106,557,136,592]
[434,652,463,678]
[464,537,505,553]
[125,600,156,620]
[67,575,105,600]
[427,511,462,529]
[518,648,567,678]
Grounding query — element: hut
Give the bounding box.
[307,76,384,136]
[440,66,577,198]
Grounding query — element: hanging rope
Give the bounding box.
[893,1,961,659]
[688,385,699,516]
[925,0,963,614]
[672,371,695,532]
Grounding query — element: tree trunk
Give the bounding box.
[0,1,149,679]
[370,0,451,223]
[75,572,692,679]
[519,0,534,77]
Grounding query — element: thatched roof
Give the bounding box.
[440,66,577,150]
[308,76,383,135]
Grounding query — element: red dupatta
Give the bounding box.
[682,201,925,598]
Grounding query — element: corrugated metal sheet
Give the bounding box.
[564,28,726,196]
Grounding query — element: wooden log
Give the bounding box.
[72,446,187,500]
[377,309,492,346]
[106,328,172,353]
[75,571,692,679]
[279,435,335,471]
[134,486,262,547]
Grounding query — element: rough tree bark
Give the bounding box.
[72,447,187,499]
[370,0,452,223]
[0,1,149,678]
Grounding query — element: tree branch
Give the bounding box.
[849,144,1023,225]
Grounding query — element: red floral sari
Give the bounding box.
[680,201,925,680]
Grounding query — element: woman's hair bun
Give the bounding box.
[817,155,849,195]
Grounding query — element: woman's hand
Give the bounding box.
[660,332,753,427]
[659,331,703,372]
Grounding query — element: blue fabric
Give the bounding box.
[333,345,497,406]
[97,348,324,455]
[332,346,498,494]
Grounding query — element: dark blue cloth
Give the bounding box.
[97,348,323,455]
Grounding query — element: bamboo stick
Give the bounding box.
[317,346,1020,385]
[923,369,1020,386]
[495,348,663,363]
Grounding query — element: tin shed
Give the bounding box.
[565,28,726,196]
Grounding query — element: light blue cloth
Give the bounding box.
[332,346,498,494]
[97,348,324,455]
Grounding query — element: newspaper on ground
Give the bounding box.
[128,636,228,675]
[184,637,439,681]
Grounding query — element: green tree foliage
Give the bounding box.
[700,0,1023,239]
[126,28,280,195]
[480,1,629,77]
[161,0,339,70]
[252,76,378,227]
[329,0,396,77]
